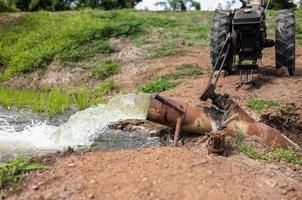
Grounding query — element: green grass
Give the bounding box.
[0,2,18,12]
[0,87,72,115]
[272,148,302,165]
[235,130,266,160]
[235,129,302,165]
[92,59,120,80]
[0,85,118,115]
[138,63,202,93]
[148,45,179,58]
[161,64,203,80]
[138,78,177,93]
[97,79,117,95]
[0,157,48,191]
[0,10,212,79]
[246,98,280,112]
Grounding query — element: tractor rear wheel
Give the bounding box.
[210,13,232,72]
[275,10,295,76]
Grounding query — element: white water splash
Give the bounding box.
[0,93,151,153]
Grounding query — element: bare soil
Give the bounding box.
[1,14,302,198]
[7,148,302,200]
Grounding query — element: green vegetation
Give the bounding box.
[0,85,118,115]
[92,60,120,80]
[138,63,202,93]
[235,130,266,160]
[0,87,72,115]
[238,143,267,160]
[235,129,302,165]
[97,79,117,95]
[246,98,280,112]
[161,64,203,79]
[138,78,177,93]
[0,157,48,191]
[272,148,302,165]
[148,45,179,58]
[0,1,18,12]
[0,10,211,80]
[0,11,146,79]
[107,135,117,149]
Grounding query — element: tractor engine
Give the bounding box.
[232,8,265,61]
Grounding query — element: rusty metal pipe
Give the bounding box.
[146,95,300,150]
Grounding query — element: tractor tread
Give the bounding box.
[210,12,232,72]
[275,9,296,75]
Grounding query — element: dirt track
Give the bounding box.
[9,148,302,200]
[2,34,302,199]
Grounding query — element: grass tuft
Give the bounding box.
[161,64,203,80]
[0,87,71,115]
[0,157,48,191]
[148,45,179,58]
[92,59,120,80]
[246,98,280,112]
[138,78,177,93]
[271,148,302,165]
[235,129,266,160]
[97,79,117,95]
[235,128,302,165]
[138,63,202,93]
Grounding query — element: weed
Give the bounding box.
[108,135,117,149]
[138,63,202,93]
[92,60,120,80]
[235,129,266,160]
[0,11,144,79]
[56,40,116,65]
[0,2,18,12]
[0,86,113,115]
[97,79,117,95]
[138,78,177,93]
[73,91,104,110]
[246,98,280,112]
[0,87,71,115]
[148,46,179,58]
[238,143,267,160]
[0,157,48,191]
[161,64,203,80]
[271,148,302,165]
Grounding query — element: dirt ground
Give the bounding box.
[4,45,302,200]
[7,147,302,200]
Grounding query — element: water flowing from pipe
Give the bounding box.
[0,93,151,156]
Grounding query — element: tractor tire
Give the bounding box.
[210,13,232,72]
[275,10,295,76]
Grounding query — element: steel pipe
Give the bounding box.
[146,95,300,150]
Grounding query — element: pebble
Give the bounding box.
[88,193,95,199]
[32,185,39,190]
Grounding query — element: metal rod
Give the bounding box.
[153,94,185,114]
[174,117,182,147]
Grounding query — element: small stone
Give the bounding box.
[90,179,96,184]
[88,194,95,199]
[265,179,277,188]
[32,185,39,190]
[67,163,75,167]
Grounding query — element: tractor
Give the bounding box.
[210,0,296,84]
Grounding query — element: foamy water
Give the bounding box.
[0,93,151,154]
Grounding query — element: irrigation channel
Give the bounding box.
[0,94,165,161]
